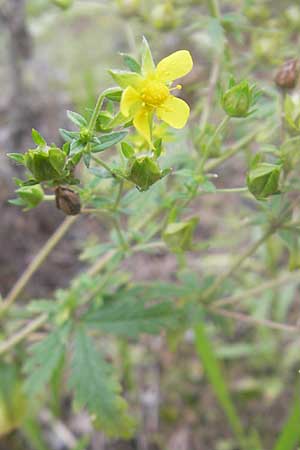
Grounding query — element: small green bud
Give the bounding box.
[96,112,113,132]
[149,2,180,31]
[115,0,140,17]
[17,185,44,209]
[126,156,167,191]
[222,79,256,118]
[163,218,198,252]
[24,147,66,182]
[247,162,281,200]
[79,127,93,143]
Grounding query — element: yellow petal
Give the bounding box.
[133,108,152,144]
[157,95,190,128]
[121,86,141,117]
[155,50,193,82]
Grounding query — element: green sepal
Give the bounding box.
[120,52,141,73]
[108,70,142,89]
[126,156,168,191]
[24,147,66,182]
[247,162,281,200]
[13,185,44,210]
[141,36,155,75]
[121,142,135,159]
[163,217,199,252]
[222,78,258,118]
[32,129,46,147]
[7,153,25,165]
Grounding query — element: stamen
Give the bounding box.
[170,84,182,92]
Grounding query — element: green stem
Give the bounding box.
[91,154,115,176]
[194,322,248,448]
[201,226,275,302]
[199,116,230,171]
[112,216,128,250]
[0,314,48,355]
[44,194,55,201]
[88,92,105,133]
[113,180,124,211]
[214,187,248,194]
[207,0,221,18]
[204,128,259,172]
[213,269,300,308]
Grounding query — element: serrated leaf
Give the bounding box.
[69,327,135,438]
[32,129,46,146]
[109,70,142,89]
[24,326,69,395]
[91,131,127,153]
[83,294,176,337]
[67,110,88,128]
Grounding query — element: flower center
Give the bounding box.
[141,80,169,107]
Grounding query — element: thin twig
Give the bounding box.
[214,270,300,307]
[209,306,299,333]
[0,216,78,316]
[0,314,48,354]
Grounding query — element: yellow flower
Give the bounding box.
[111,43,193,144]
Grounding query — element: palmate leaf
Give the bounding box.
[69,327,135,438]
[23,325,69,395]
[83,289,177,337]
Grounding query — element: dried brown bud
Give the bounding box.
[55,186,81,215]
[275,59,299,89]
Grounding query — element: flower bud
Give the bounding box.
[149,2,179,31]
[115,0,140,17]
[247,163,281,200]
[126,156,167,191]
[163,218,198,252]
[222,79,255,118]
[79,127,93,143]
[24,147,66,182]
[275,59,299,90]
[55,186,81,215]
[17,185,44,209]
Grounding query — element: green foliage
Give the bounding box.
[247,162,281,200]
[69,327,135,438]
[24,326,69,395]
[272,385,300,450]
[83,290,177,337]
[195,323,247,447]
[4,4,300,448]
